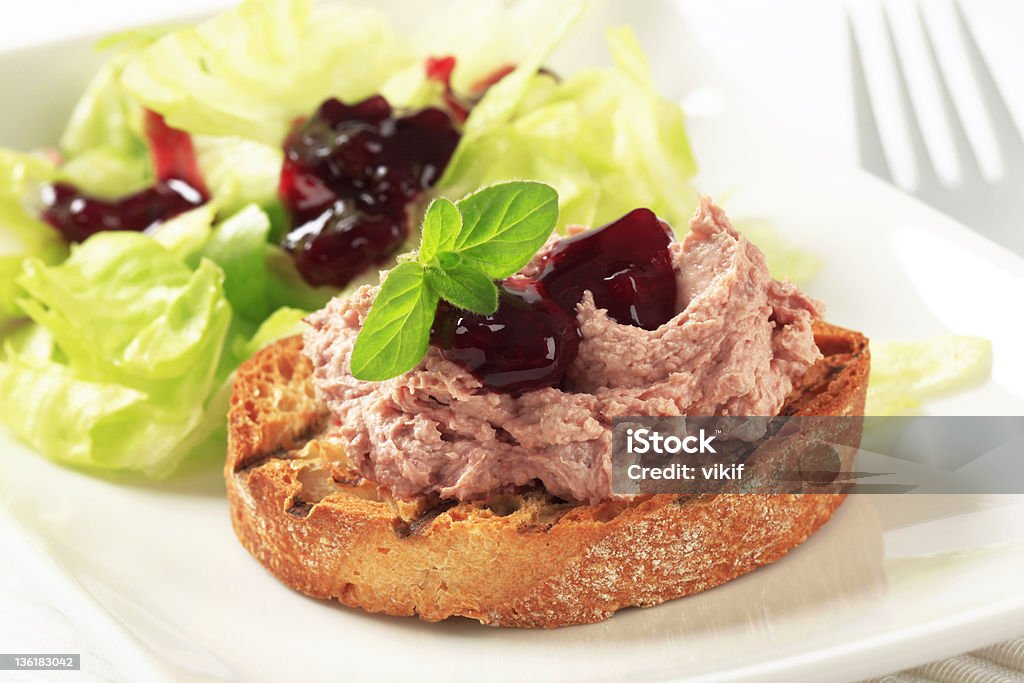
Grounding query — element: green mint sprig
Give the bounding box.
[349,181,559,381]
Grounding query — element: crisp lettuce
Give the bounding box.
[16,234,230,403]
[231,306,308,361]
[383,0,584,113]
[1,321,57,362]
[0,233,231,474]
[149,203,219,261]
[0,151,67,320]
[120,0,410,145]
[416,0,582,94]
[866,337,993,416]
[1,121,159,333]
[147,202,317,371]
[193,136,283,216]
[438,26,698,231]
[155,203,325,324]
[120,0,584,144]
[197,204,272,323]
[0,148,57,198]
[0,204,66,320]
[57,43,154,198]
[0,359,185,472]
[0,203,314,477]
[455,1,584,139]
[59,33,285,212]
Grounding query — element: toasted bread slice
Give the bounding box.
[225,321,869,628]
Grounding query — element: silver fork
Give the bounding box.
[848,1,1024,255]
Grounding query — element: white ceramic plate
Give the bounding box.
[2,4,1024,682]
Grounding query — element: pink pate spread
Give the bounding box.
[302,197,824,504]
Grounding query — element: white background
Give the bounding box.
[1,1,1022,681]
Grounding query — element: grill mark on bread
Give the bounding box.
[225,323,870,627]
[392,500,457,538]
[233,422,325,474]
[234,449,293,475]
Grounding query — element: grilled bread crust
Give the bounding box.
[225,322,869,628]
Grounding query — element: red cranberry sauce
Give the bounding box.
[430,279,581,395]
[428,209,679,394]
[279,96,460,288]
[143,110,208,194]
[537,208,678,330]
[42,111,209,243]
[424,55,516,124]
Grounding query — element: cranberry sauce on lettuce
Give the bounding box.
[302,197,823,505]
[0,0,692,477]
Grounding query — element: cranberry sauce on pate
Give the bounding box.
[302,197,823,504]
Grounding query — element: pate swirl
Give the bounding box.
[303,197,823,504]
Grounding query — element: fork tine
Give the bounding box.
[847,11,894,183]
[882,5,941,189]
[951,0,1024,166]
[916,2,983,181]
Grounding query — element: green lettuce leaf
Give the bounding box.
[1,321,57,363]
[0,233,231,474]
[423,0,582,93]
[193,135,283,216]
[153,203,325,324]
[0,358,214,474]
[0,151,67,320]
[0,205,66,321]
[120,0,410,145]
[866,336,993,416]
[438,26,698,232]
[59,25,286,213]
[455,0,584,140]
[0,148,57,200]
[58,43,155,198]
[197,204,272,323]
[59,52,146,159]
[149,203,218,261]
[231,306,307,362]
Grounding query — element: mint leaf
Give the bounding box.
[427,254,498,315]
[350,262,439,381]
[453,181,558,278]
[419,197,461,264]
[351,181,562,382]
